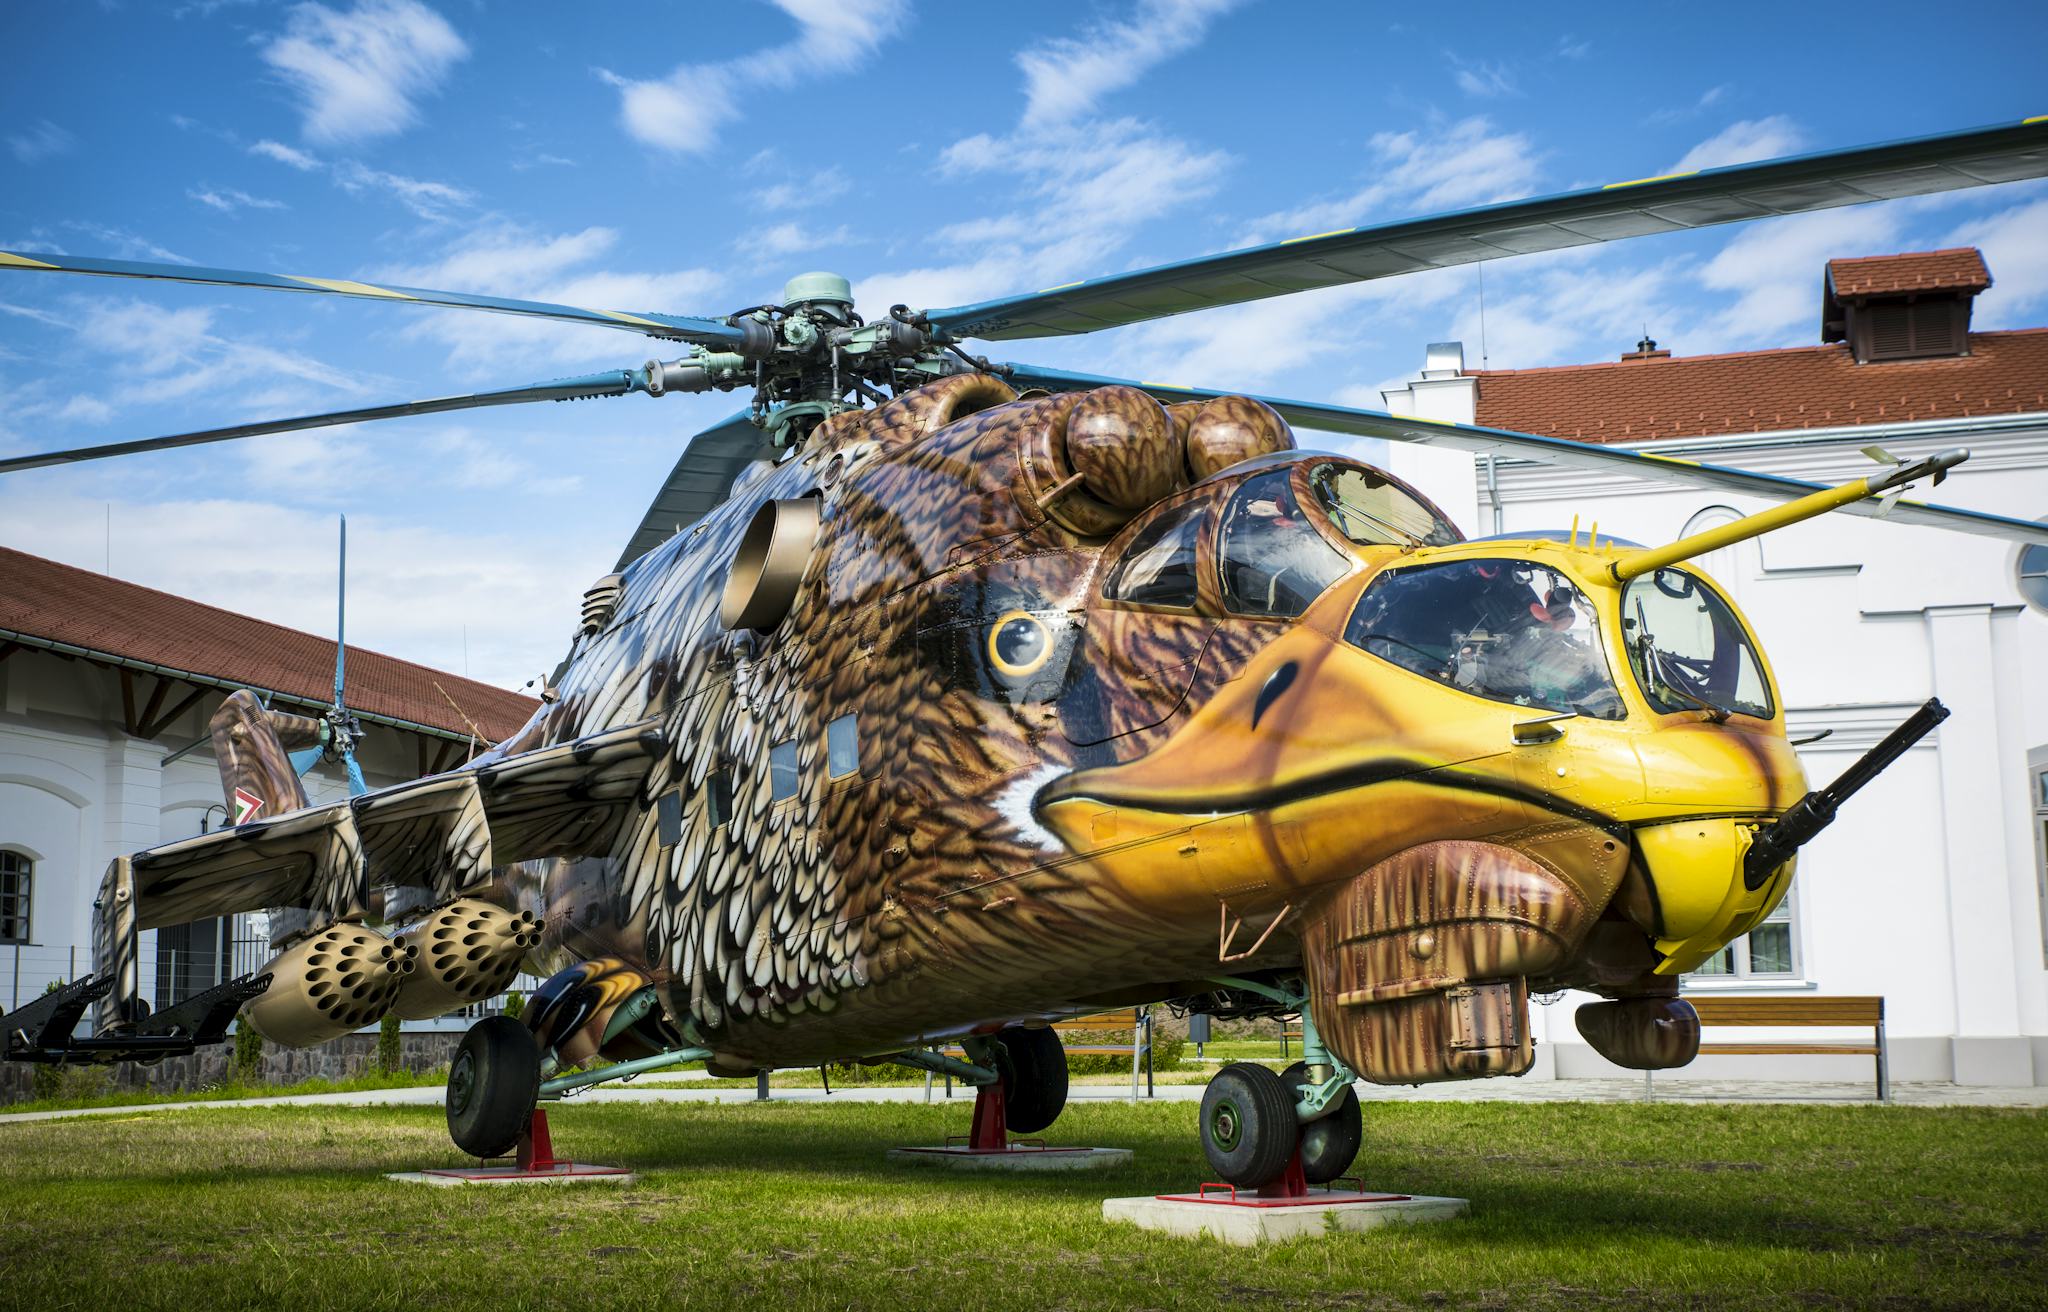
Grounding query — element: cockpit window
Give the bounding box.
[1621,568,1773,720]
[1218,470,1351,618]
[1344,558,1625,719]
[1309,463,1461,548]
[1104,497,1202,608]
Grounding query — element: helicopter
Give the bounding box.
[4,116,2048,1192]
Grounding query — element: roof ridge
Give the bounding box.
[1467,327,2048,378]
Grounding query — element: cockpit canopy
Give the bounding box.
[1621,567,1773,720]
[1103,455,1461,618]
[1345,558,1626,719]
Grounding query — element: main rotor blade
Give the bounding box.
[930,117,2048,341]
[0,369,646,474]
[0,250,744,348]
[616,409,772,569]
[999,363,2048,548]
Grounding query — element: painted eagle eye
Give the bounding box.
[987,610,1053,679]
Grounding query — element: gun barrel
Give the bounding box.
[1743,697,1949,888]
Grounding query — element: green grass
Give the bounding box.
[2,1066,449,1115]
[2,1098,2041,1310]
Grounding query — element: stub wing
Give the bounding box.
[84,717,665,1032]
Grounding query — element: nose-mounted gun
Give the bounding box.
[1743,697,1951,888]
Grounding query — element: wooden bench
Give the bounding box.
[1281,1016,1302,1059]
[934,1007,1155,1103]
[1646,995,1888,1102]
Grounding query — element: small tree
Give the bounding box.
[376,1012,403,1074]
[232,1021,264,1084]
[500,991,525,1021]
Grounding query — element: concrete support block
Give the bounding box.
[1105,1190,1468,1245]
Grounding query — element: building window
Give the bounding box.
[706,768,734,827]
[826,713,860,779]
[0,851,30,945]
[1687,892,1800,981]
[768,740,800,803]
[2017,543,2048,614]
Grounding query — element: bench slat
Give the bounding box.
[1697,1043,1881,1056]
[1685,996,1883,1026]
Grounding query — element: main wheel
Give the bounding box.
[1283,1060,1363,1183]
[1200,1062,1299,1186]
[994,1024,1069,1134]
[446,1014,540,1158]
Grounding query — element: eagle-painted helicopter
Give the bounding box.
[5,118,2047,1190]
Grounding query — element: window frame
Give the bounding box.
[0,849,32,946]
[1215,467,1354,620]
[1101,492,1213,615]
[825,712,861,781]
[767,739,801,805]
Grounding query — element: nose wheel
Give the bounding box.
[1199,1062,1300,1186]
[446,1014,541,1158]
[1199,1059,1365,1188]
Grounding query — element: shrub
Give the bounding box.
[232,1022,264,1083]
[500,991,525,1021]
[376,1013,402,1074]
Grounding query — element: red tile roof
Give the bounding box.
[1470,329,2048,445]
[0,547,537,741]
[1827,248,1990,300]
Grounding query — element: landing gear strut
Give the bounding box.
[1195,979,1364,1190]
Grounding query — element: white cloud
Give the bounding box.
[1451,57,1518,98]
[1239,117,1542,245]
[751,166,851,212]
[70,298,364,405]
[736,221,855,262]
[261,0,469,145]
[1698,206,1902,345]
[1947,195,2048,329]
[1014,0,1242,129]
[365,223,725,374]
[250,138,322,170]
[58,222,191,264]
[1668,115,1807,174]
[8,119,75,164]
[600,0,906,154]
[0,491,599,688]
[1555,36,1591,60]
[189,186,288,214]
[331,160,472,221]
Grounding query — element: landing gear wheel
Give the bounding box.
[446,1015,540,1159]
[1200,1061,1299,1187]
[1283,1060,1363,1183]
[994,1025,1069,1134]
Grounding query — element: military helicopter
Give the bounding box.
[5,118,2047,1191]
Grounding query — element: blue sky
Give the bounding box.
[2,0,2043,690]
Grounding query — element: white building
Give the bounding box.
[0,547,535,1020]
[1381,247,2048,1086]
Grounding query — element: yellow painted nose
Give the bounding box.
[1632,817,1794,974]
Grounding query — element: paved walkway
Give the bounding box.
[3,1077,2042,1125]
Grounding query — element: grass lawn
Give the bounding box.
[2,1098,2042,1310]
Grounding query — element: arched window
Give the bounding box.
[0,850,30,945]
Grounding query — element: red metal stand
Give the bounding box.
[516,1108,565,1171]
[966,1079,1008,1152]
[1255,1149,1309,1200]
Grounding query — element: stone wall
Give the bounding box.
[1,1030,462,1104]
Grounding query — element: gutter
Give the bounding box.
[1488,409,2048,466]
[0,626,508,746]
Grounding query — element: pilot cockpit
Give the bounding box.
[1344,558,1626,719]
